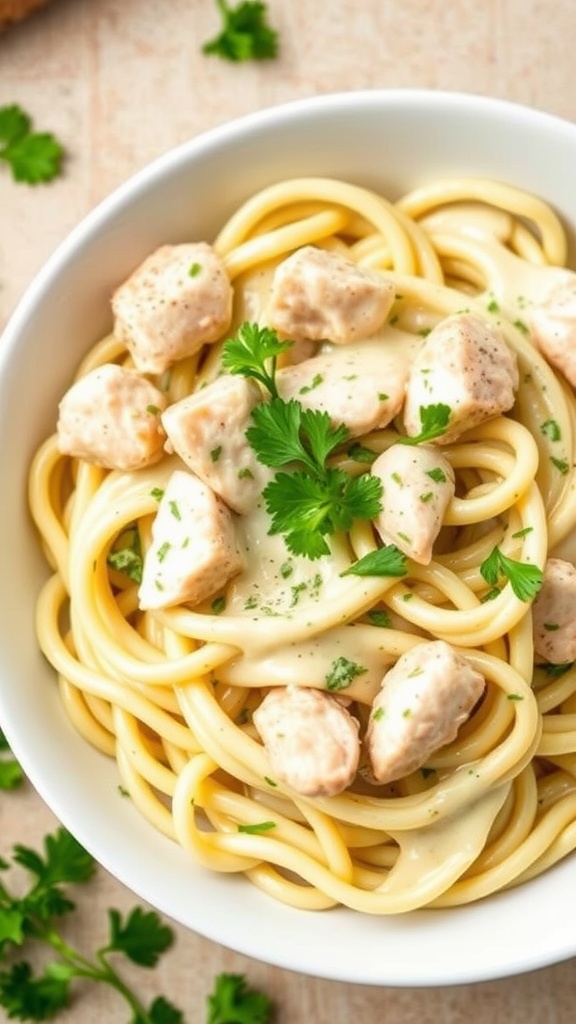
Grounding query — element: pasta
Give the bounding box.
[28,174,576,914]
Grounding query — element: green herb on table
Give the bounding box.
[0,104,64,185]
[223,323,383,560]
[0,826,273,1022]
[0,730,24,791]
[202,1,279,62]
[207,973,273,1024]
[480,545,543,602]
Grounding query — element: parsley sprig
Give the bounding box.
[0,827,273,1022]
[0,105,64,185]
[223,323,383,559]
[480,545,543,602]
[222,322,292,398]
[202,1,279,62]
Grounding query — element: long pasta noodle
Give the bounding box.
[28,174,576,914]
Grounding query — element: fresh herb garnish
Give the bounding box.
[347,442,377,465]
[342,545,408,579]
[0,730,24,791]
[540,419,561,442]
[221,322,292,398]
[207,973,273,1024]
[223,324,382,559]
[399,403,452,445]
[107,527,143,583]
[0,104,64,184]
[203,1,278,62]
[0,827,273,1022]
[237,821,276,834]
[325,657,367,691]
[480,545,543,602]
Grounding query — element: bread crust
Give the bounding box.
[0,0,53,30]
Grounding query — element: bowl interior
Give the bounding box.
[2,90,576,986]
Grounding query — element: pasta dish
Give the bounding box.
[28,174,576,914]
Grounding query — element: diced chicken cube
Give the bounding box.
[112,243,233,374]
[532,558,576,664]
[528,274,576,388]
[267,245,395,345]
[276,338,408,438]
[403,312,519,444]
[57,363,167,471]
[138,469,243,610]
[161,375,272,516]
[366,640,485,784]
[370,444,455,564]
[253,685,360,797]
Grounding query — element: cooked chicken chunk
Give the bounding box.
[57,363,167,471]
[370,444,455,564]
[528,274,576,387]
[253,685,360,797]
[403,312,519,444]
[267,245,395,345]
[366,640,485,784]
[138,469,243,610]
[161,375,272,516]
[532,558,576,664]
[112,243,233,374]
[276,338,408,438]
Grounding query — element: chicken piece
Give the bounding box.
[161,375,272,516]
[112,243,233,374]
[403,312,519,444]
[267,245,395,345]
[138,469,243,610]
[366,640,485,784]
[253,685,360,797]
[57,363,167,471]
[527,274,576,388]
[276,338,408,438]
[532,558,576,664]
[370,444,455,564]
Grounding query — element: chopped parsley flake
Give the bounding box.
[325,656,367,691]
[210,445,223,462]
[238,820,276,834]
[426,467,447,483]
[541,419,561,442]
[188,261,202,276]
[211,595,226,614]
[168,500,182,520]
[550,456,569,474]
[299,373,324,394]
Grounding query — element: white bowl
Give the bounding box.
[2,89,576,987]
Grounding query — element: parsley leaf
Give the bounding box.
[105,907,173,967]
[0,730,24,791]
[342,545,408,578]
[325,656,367,691]
[248,399,349,475]
[263,468,382,559]
[0,104,64,185]
[399,403,452,445]
[224,322,383,559]
[107,526,143,583]
[203,1,279,62]
[207,972,273,1024]
[222,322,292,397]
[480,546,543,602]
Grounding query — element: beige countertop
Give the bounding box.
[2,1,576,1020]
